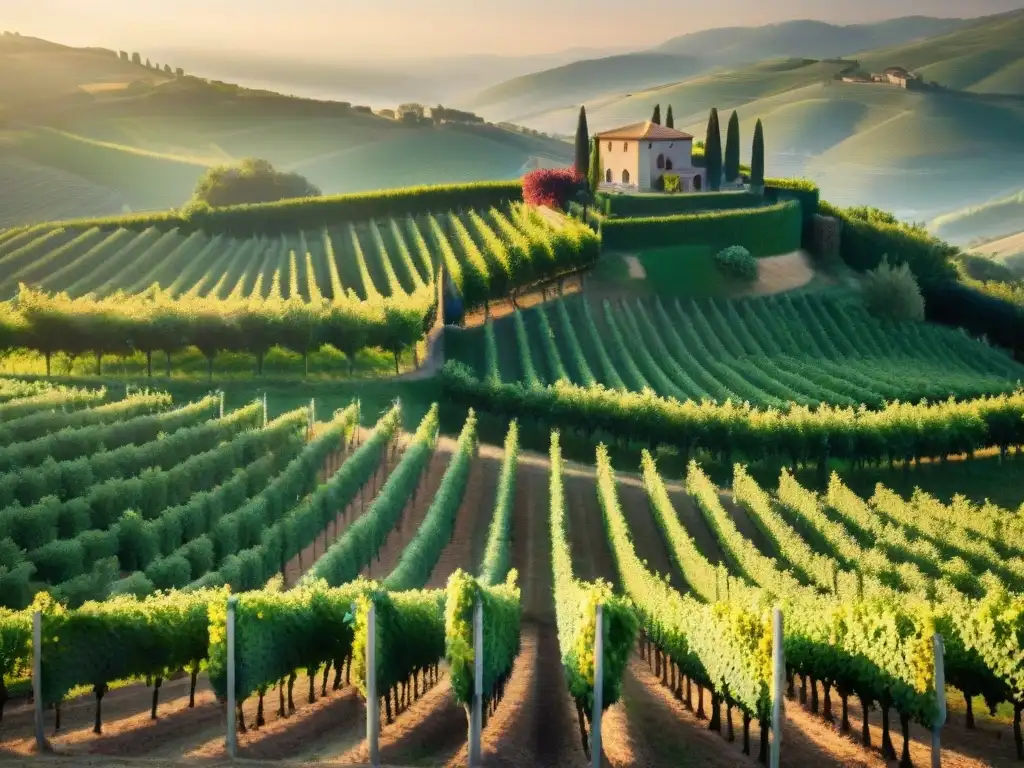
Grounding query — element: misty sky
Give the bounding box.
[6,0,1024,59]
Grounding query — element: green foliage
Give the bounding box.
[0,390,170,446]
[599,447,772,721]
[191,158,321,208]
[651,104,661,125]
[599,191,759,217]
[818,199,957,288]
[384,411,477,591]
[588,137,602,197]
[574,107,590,180]
[662,174,681,194]
[549,432,637,714]
[600,200,802,255]
[714,245,757,281]
[751,119,765,189]
[665,105,674,129]
[724,111,741,183]
[444,569,520,707]
[441,360,1024,468]
[863,256,925,321]
[304,405,439,586]
[478,422,520,587]
[704,108,723,192]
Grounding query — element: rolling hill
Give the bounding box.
[968,232,1024,275]
[0,36,571,227]
[930,189,1024,244]
[855,9,1024,94]
[463,15,978,122]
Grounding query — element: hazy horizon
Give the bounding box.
[6,0,1024,61]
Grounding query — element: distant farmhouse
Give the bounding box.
[596,122,705,193]
[841,65,919,89]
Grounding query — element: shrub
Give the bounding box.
[522,168,582,209]
[663,173,681,194]
[863,256,925,321]
[191,158,321,208]
[714,246,758,281]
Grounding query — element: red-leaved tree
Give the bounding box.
[522,168,583,209]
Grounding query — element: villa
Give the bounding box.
[596,121,705,193]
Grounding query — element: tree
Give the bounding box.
[704,108,723,192]
[665,105,674,129]
[751,119,765,192]
[724,111,741,183]
[588,136,602,195]
[163,64,172,75]
[145,58,152,68]
[131,52,141,66]
[190,158,321,207]
[574,106,590,179]
[118,51,129,61]
[651,104,661,125]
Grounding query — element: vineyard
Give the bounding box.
[0,199,597,377]
[447,291,1024,408]
[0,377,1020,768]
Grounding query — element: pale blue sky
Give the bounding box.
[6,0,1024,59]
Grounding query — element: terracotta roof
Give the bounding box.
[596,121,693,140]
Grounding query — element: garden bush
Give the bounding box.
[714,246,758,281]
[191,158,321,208]
[522,168,582,209]
[600,190,759,217]
[863,256,925,321]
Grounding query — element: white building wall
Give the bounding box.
[600,139,640,188]
[645,139,693,187]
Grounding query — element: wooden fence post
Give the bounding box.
[770,606,784,768]
[226,595,238,759]
[468,597,484,766]
[932,633,946,768]
[591,603,604,768]
[367,601,380,767]
[32,610,45,751]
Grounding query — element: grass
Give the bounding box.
[638,245,726,297]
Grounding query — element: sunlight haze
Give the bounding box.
[6,0,1024,59]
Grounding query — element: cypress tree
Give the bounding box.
[704,108,723,192]
[588,136,602,194]
[665,105,674,129]
[724,111,740,183]
[574,106,590,179]
[751,119,765,191]
[652,104,661,125]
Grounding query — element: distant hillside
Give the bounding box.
[656,17,971,61]
[0,38,571,226]
[930,190,1024,244]
[856,10,1024,94]
[968,231,1024,275]
[462,52,701,120]
[465,15,975,121]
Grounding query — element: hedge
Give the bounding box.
[818,200,957,288]
[599,200,802,256]
[10,181,524,239]
[599,190,760,217]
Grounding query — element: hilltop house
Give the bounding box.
[596,121,705,193]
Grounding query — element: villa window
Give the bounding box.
[607,142,612,152]
[656,154,665,169]
[605,168,612,183]
[622,169,630,184]
[666,158,674,170]
[623,142,628,151]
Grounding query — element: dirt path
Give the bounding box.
[667,487,727,565]
[360,448,451,582]
[564,473,619,587]
[744,251,818,297]
[622,255,647,280]
[616,480,684,586]
[424,450,501,588]
[718,492,778,559]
